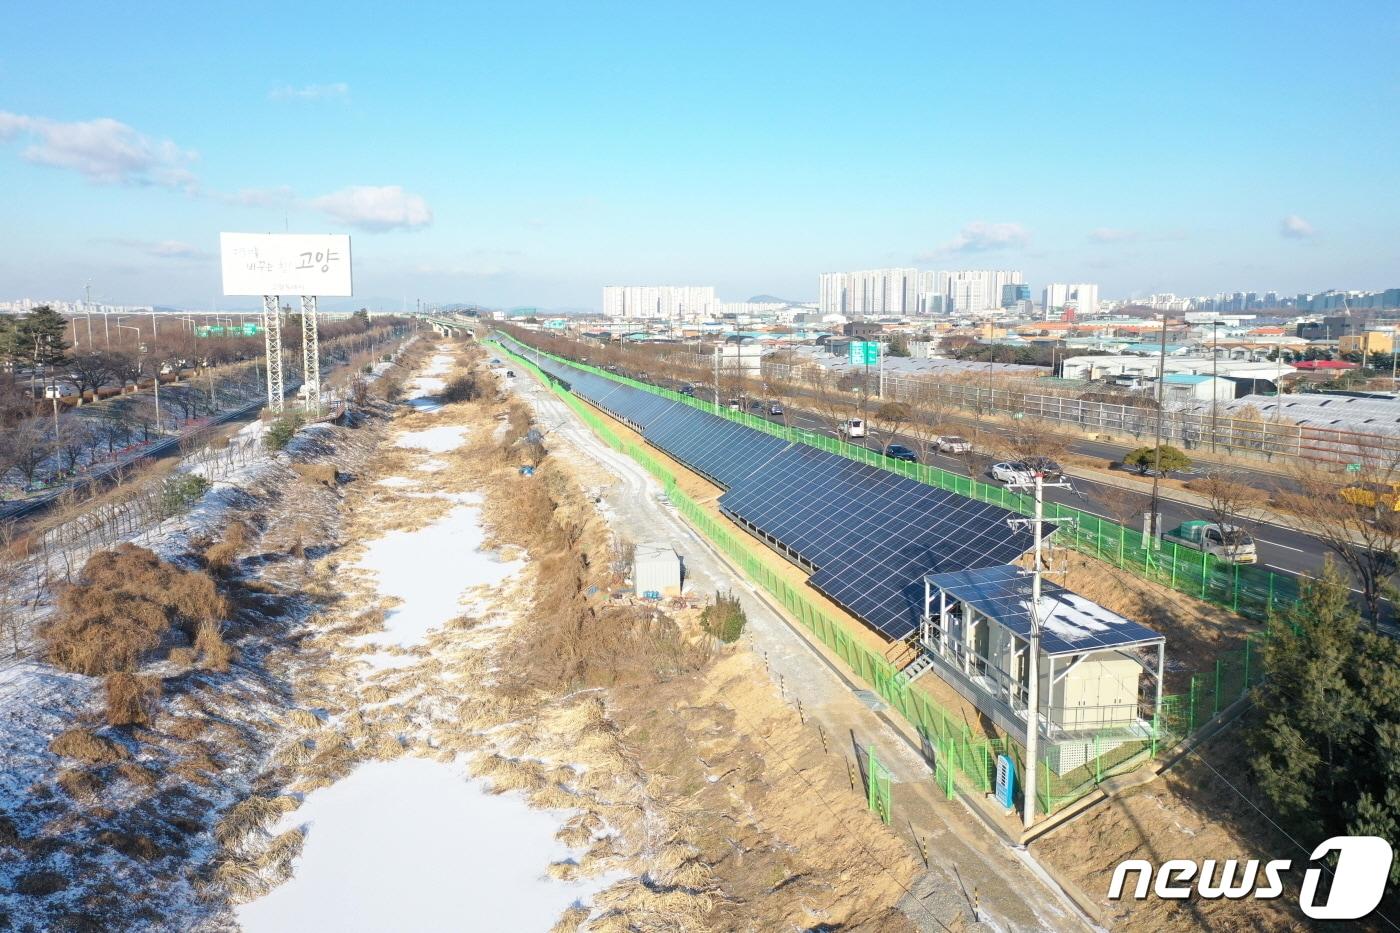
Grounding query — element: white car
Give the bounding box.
[990,461,1034,485]
[933,435,971,454]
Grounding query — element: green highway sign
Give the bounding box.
[1346,462,1362,473]
[847,340,880,366]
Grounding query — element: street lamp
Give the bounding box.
[1208,320,1224,453]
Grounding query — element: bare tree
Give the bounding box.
[806,366,855,437]
[64,350,121,402]
[1004,421,1071,467]
[869,401,913,454]
[1191,468,1265,561]
[1283,450,1400,626]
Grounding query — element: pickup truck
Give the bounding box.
[1161,520,1257,564]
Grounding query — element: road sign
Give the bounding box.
[1346,462,1363,473]
[848,340,880,366]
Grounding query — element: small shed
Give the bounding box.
[634,543,682,598]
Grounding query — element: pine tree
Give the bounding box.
[16,305,71,372]
[1250,561,1400,881]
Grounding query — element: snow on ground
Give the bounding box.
[395,425,468,453]
[235,757,613,933]
[402,350,453,413]
[375,476,418,488]
[351,491,524,652]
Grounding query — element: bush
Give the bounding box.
[700,591,747,643]
[160,473,211,518]
[442,375,481,403]
[1122,444,1191,474]
[264,413,305,451]
[104,672,161,727]
[42,544,228,675]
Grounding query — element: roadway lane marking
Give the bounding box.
[1253,539,1306,553]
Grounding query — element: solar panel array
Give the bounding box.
[924,564,1163,655]
[501,336,1041,640]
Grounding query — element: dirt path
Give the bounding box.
[510,365,1089,932]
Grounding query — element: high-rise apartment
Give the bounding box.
[820,268,1019,316]
[1042,283,1099,317]
[602,285,716,320]
[947,270,1024,314]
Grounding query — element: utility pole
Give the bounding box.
[1006,470,1071,829]
[714,344,721,406]
[1209,320,1222,452]
[1024,472,1045,829]
[1148,314,1170,544]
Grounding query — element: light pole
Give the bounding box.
[1148,314,1170,544]
[1209,320,1223,453]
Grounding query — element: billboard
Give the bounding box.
[220,233,353,297]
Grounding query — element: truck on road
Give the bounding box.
[1161,520,1257,564]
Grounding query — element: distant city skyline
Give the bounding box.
[1,3,1397,310]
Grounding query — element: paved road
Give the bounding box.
[610,368,1348,588]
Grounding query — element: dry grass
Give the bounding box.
[215,795,297,851]
[203,519,252,576]
[556,812,603,848]
[57,767,102,799]
[42,543,228,675]
[165,716,207,740]
[115,760,159,788]
[50,727,128,764]
[284,708,323,731]
[548,905,591,933]
[194,620,235,672]
[293,460,341,486]
[104,672,162,726]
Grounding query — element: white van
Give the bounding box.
[43,383,79,399]
[843,418,866,438]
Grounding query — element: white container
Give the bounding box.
[634,543,682,598]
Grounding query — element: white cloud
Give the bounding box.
[147,240,211,259]
[921,221,1030,258]
[0,111,198,191]
[269,82,350,101]
[224,185,297,207]
[100,238,214,261]
[1280,214,1316,238]
[311,185,433,231]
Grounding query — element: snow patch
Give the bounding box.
[236,757,611,933]
[352,495,523,651]
[395,425,468,453]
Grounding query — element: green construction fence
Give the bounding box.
[490,337,1271,815]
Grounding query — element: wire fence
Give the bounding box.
[493,337,1273,818]
[757,359,1398,466]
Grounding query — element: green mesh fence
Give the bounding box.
[490,337,1270,815]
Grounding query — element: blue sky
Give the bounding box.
[1,0,1397,311]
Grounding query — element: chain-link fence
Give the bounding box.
[494,337,1273,818]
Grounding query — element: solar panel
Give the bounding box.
[501,337,1045,643]
[925,564,1162,656]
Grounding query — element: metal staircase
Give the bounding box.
[897,651,936,685]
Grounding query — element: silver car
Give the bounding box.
[933,435,971,454]
[990,461,1034,485]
